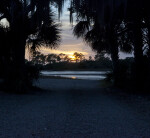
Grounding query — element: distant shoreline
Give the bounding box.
[42,69,111,72]
[40,70,108,81]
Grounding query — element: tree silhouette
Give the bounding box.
[72,1,132,83]
[46,54,58,64]
[0,0,64,90]
[71,0,150,85]
[73,52,85,63]
[1,0,150,89]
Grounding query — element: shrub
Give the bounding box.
[2,62,41,92]
[106,57,150,90]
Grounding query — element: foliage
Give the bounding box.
[70,0,150,87]
[41,52,112,70]
[30,51,86,65]
[0,0,63,91]
[106,57,150,89]
[1,0,150,91]
[1,62,41,92]
[73,52,85,62]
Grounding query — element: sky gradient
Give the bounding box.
[23,1,133,60]
[0,1,133,60]
[38,1,96,59]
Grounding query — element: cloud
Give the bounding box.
[40,48,89,56]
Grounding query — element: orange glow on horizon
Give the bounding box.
[69,55,76,61]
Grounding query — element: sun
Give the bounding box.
[69,55,76,61]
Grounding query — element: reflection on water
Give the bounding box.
[71,77,77,79]
[41,71,106,75]
[41,71,107,80]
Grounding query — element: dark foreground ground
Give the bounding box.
[0,78,150,138]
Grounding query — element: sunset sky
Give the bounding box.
[0,1,132,60]
[37,1,132,59]
[0,1,133,60]
[38,1,96,59]
[0,1,96,60]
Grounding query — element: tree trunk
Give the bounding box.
[132,21,144,84]
[14,34,26,79]
[109,27,119,85]
[146,20,150,61]
[14,36,26,68]
[110,42,119,84]
[8,30,28,91]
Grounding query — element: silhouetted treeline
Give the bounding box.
[28,51,112,70]
[30,51,86,64]
[1,0,150,91]
[43,61,111,71]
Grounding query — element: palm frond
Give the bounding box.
[73,21,89,38]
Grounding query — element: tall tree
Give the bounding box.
[0,0,64,89]
[72,0,132,83]
[71,0,150,84]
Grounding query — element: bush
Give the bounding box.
[1,62,41,92]
[25,62,41,85]
[106,57,150,90]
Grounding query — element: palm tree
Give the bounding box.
[0,0,65,90]
[0,25,12,79]
[71,0,150,84]
[122,0,150,84]
[72,1,133,83]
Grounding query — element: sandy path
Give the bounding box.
[0,78,150,137]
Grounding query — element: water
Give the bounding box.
[41,71,108,80]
